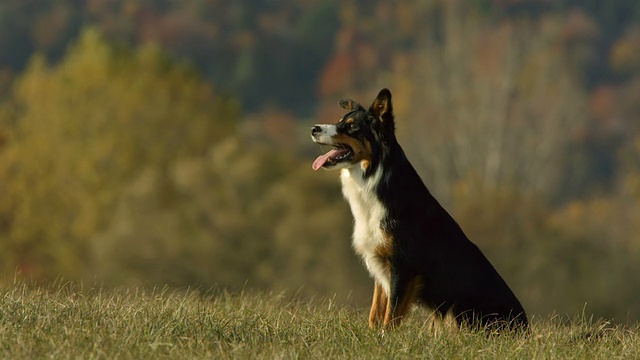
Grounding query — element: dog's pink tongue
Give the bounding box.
[312,149,341,171]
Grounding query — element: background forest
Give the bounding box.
[0,0,639,322]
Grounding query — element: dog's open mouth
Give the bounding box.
[312,145,353,170]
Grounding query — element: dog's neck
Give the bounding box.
[341,162,381,191]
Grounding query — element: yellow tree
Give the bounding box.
[91,138,369,300]
[0,28,238,279]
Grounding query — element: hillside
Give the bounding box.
[1,283,638,359]
[1,0,640,322]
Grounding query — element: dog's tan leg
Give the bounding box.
[383,276,419,329]
[368,282,388,328]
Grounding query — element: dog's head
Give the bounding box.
[311,88,395,172]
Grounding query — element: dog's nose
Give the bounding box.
[311,125,322,136]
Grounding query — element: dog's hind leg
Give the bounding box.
[383,275,420,329]
[369,282,388,328]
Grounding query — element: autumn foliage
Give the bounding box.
[0,1,640,322]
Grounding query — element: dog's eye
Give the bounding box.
[347,123,359,132]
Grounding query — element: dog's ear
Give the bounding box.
[369,88,394,130]
[339,99,364,111]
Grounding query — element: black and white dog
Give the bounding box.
[311,89,528,331]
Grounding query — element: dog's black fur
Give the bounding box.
[311,89,528,331]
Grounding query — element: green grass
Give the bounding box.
[0,282,638,359]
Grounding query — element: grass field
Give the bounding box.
[0,282,638,359]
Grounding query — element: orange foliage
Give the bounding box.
[589,85,616,119]
[318,53,357,97]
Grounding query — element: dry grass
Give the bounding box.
[0,281,638,359]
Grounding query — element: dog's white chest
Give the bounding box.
[340,166,391,294]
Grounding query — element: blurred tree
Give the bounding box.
[544,189,640,321]
[610,25,640,75]
[91,138,370,302]
[0,28,238,279]
[0,1,339,116]
[388,4,586,204]
[559,0,640,90]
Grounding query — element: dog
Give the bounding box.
[310,89,528,331]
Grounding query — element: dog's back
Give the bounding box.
[375,135,527,330]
